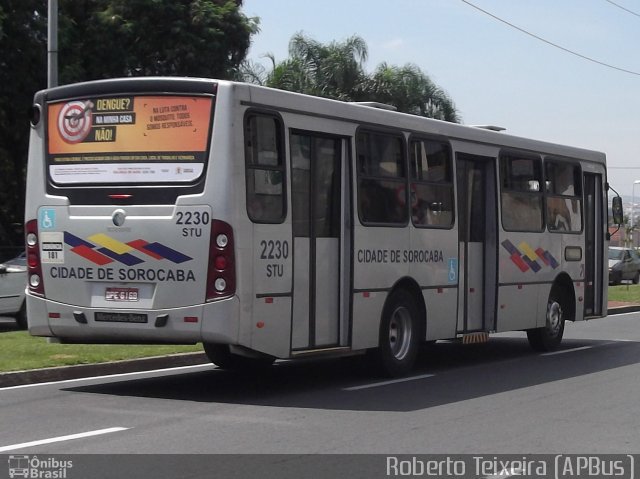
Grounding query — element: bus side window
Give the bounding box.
[500,154,544,232]
[244,114,286,223]
[356,130,408,225]
[545,160,582,233]
[409,138,454,228]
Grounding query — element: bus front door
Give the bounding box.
[290,132,345,350]
[455,153,498,333]
[583,172,604,316]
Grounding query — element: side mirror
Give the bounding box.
[612,196,624,226]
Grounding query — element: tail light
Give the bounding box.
[25,219,45,296]
[206,220,235,301]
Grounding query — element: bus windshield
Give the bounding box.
[46,94,213,185]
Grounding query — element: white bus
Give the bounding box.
[25,78,619,376]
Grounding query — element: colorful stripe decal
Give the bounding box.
[89,233,133,255]
[502,240,558,273]
[70,244,113,265]
[127,239,164,260]
[97,247,145,266]
[64,232,94,249]
[64,232,193,266]
[143,242,192,264]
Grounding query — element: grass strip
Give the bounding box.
[0,331,201,372]
[608,283,640,303]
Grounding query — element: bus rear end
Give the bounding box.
[25,78,237,345]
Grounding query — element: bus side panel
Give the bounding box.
[497,285,542,332]
[497,232,558,331]
[352,227,409,350]
[250,296,292,357]
[572,277,585,322]
[351,292,386,350]
[561,233,585,323]
[410,227,459,341]
[423,289,457,340]
[246,214,293,358]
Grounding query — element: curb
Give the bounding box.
[0,352,209,388]
[608,305,640,315]
[2,306,639,389]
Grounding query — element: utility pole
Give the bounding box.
[48,0,58,88]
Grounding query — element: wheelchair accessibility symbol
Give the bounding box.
[39,209,56,229]
[448,258,458,283]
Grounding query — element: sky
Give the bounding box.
[242,0,640,198]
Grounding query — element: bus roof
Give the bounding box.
[36,76,606,165]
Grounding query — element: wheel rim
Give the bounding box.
[547,300,563,335]
[388,306,413,361]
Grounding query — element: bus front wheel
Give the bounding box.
[203,343,275,371]
[527,290,565,352]
[370,290,420,377]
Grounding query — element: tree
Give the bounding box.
[365,63,459,122]
[260,33,367,100]
[0,0,47,256]
[0,0,258,255]
[248,33,459,123]
[58,0,259,83]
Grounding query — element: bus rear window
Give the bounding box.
[46,95,213,185]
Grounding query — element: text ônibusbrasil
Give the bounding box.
[49,266,196,282]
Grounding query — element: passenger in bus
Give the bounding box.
[548,200,572,231]
[547,166,579,231]
[502,192,543,231]
[412,197,451,227]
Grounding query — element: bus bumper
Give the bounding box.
[26,293,240,345]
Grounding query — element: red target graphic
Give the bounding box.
[57,101,93,144]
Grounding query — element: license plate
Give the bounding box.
[95,312,148,323]
[105,287,139,302]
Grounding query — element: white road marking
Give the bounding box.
[0,363,216,391]
[343,373,435,391]
[0,427,129,452]
[541,346,594,356]
[540,339,636,357]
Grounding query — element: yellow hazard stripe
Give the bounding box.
[462,333,490,344]
[88,233,132,254]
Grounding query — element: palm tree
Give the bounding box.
[364,63,459,122]
[265,32,368,100]
[242,33,460,123]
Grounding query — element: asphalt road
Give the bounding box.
[1,312,639,459]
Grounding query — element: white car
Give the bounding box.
[0,252,27,329]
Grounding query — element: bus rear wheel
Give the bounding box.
[527,291,565,352]
[203,343,275,371]
[370,290,420,377]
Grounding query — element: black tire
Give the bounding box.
[633,271,640,285]
[610,271,621,286]
[203,343,275,371]
[370,290,420,377]
[527,290,565,352]
[15,302,27,330]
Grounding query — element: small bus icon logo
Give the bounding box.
[8,455,29,478]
